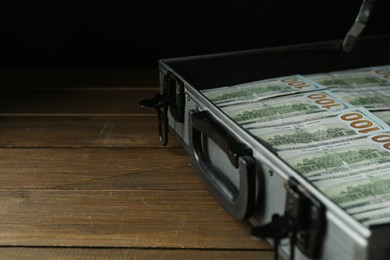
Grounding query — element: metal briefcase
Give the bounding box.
[140,34,390,260]
[140,2,390,258]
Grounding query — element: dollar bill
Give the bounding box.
[360,211,390,227]
[246,107,388,151]
[221,90,351,126]
[200,75,326,108]
[278,131,390,180]
[309,158,390,227]
[335,88,390,110]
[311,161,390,186]
[348,199,390,216]
[303,65,390,90]
[323,172,390,207]
[319,172,390,227]
[373,110,390,125]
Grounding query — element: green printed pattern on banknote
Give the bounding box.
[321,173,390,226]
[336,89,390,110]
[304,66,390,90]
[312,163,390,187]
[201,75,326,107]
[278,134,390,179]
[221,90,350,126]
[328,177,390,205]
[247,107,387,150]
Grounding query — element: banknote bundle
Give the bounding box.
[306,66,390,111]
[304,65,390,90]
[201,75,326,107]
[221,90,351,126]
[247,107,388,151]
[201,65,390,227]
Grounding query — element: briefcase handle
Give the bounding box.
[190,110,256,220]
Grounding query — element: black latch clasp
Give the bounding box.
[140,93,169,145]
[139,72,185,146]
[251,178,326,260]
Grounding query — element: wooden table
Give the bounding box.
[0,68,273,259]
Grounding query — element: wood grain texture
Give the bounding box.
[0,116,180,148]
[0,148,199,190]
[0,68,274,258]
[0,189,271,249]
[0,247,274,260]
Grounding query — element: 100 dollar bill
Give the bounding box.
[278,130,390,180]
[201,75,326,107]
[319,167,390,227]
[246,107,388,151]
[336,88,390,110]
[373,110,390,125]
[221,90,351,126]
[304,65,390,90]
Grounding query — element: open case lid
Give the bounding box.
[161,35,390,91]
[160,0,389,91]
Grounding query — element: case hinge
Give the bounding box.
[164,72,185,123]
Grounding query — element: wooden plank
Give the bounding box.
[0,189,271,250]
[0,247,274,260]
[0,68,275,258]
[0,147,272,250]
[0,68,159,89]
[0,116,180,148]
[0,148,201,190]
[0,89,156,115]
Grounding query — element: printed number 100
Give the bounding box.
[307,93,341,109]
[372,134,390,150]
[340,112,380,134]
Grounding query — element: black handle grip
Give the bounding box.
[190,110,256,220]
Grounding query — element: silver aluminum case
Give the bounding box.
[158,36,390,260]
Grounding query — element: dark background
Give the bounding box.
[1,0,390,68]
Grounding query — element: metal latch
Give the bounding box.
[139,71,185,145]
[164,72,185,123]
[251,178,326,260]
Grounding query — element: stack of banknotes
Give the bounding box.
[201,65,390,227]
